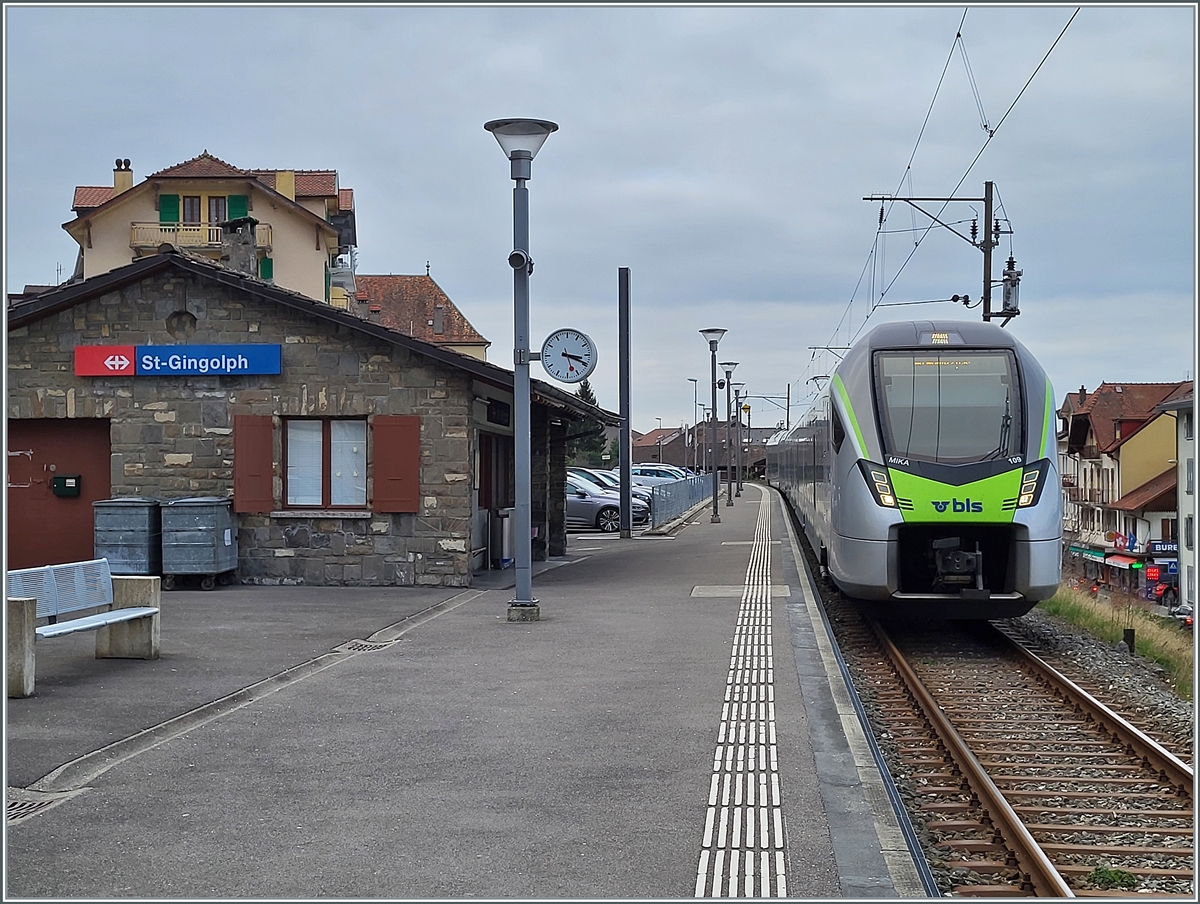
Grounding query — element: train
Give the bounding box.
[767,319,1061,619]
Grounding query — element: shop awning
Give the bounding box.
[1105,554,1138,569]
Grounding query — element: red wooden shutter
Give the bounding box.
[372,415,421,512]
[233,415,275,513]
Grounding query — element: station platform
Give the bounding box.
[6,484,927,898]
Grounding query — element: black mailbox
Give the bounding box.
[52,475,81,497]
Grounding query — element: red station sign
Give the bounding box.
[75,345,136,376]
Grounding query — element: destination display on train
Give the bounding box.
[75,344,281,376]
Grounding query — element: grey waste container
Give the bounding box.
[161,496,238,590]
[93,497,162,575]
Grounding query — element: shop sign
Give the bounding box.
[76,344,281,377]
[1148,540,1179,555]
[1146,565,1161,582]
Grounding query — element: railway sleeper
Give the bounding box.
[1038,842,1193,857]
[948,884,1032,897]
[1026,824,1193,836]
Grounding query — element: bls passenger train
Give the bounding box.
[767,320,1061,619]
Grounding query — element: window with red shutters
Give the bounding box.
[233,415,275,513]
[371,415,421,512]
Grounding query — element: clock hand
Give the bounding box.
[561,352,587,363]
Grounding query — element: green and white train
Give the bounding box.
[767,320,1061,619]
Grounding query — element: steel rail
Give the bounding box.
[867,618,1076,898]
[992,624,1194,794]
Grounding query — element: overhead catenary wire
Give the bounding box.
[795,7,1080,402]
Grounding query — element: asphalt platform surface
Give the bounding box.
[5,485,922,899]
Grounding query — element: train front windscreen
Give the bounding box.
[874,350,1023,464]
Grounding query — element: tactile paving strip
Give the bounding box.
[695,493,787,897]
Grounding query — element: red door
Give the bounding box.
[7,419,111,569]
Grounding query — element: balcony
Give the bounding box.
[1065,486,1108,505]
[131,222,273,253]
[1078,445,1101,459]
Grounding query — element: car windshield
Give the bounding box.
[568,475,607,495]
[875,350,1023,463]
[585,470,619,488]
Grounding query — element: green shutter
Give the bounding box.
[158,194,179,224]
[228,194,249,219]
[259,257,273,281]
[325,263,331,302]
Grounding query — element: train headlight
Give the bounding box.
[859,461,897,507]
[1016,461,1049,508]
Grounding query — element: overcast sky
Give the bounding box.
[4,3,1196,434]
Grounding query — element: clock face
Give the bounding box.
[540,329,597,384]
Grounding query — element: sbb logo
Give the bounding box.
[932,498,983,513]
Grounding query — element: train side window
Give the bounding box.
[831,405,846,454]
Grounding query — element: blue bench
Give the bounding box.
[6,558,161,698]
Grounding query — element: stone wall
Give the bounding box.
[6,269,474,587]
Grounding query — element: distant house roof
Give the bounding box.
[353,275,488,349]
[251,169,339,198]
[1067,381,1192,453]
[634,428,683,448]
[6,249,616,428]
[1110,468,1178,512]
[338,188,354,212]
[150,151,251,178]
[72,186,116,212]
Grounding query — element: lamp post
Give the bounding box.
[732,383,745,496]
[484,117,558,615]
[701,407,711,473]
[655,416,663,463]
[720,362,738,505]
[699,329,726,523]
[687,377,699,473]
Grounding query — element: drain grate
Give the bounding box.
[7,787,85,824]
[335,639,398,653]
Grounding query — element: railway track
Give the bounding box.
[822,590,1194,897]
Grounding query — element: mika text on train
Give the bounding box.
[767,319,1061,619]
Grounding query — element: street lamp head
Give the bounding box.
[484,119,559,159]
[699,328,727,349]
[720,361,739,378]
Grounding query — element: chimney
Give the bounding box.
[275,170,295,201]
[369,304,382,323]
[113,158,133,194]
[433,304,445,335]
[219,216,259,277]
[1078,385,1087,405]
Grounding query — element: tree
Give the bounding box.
[570,379,607,465]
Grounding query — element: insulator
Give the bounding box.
[878,203,884,226]
[970,219,978,242]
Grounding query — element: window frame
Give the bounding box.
[283,417,368,510]
[182,195,202,225]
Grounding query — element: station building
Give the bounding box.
[6,246,617,586]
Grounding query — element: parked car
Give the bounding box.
[1171,602,1193,630]
[566,474,649,532]
[613,464,684,486]
[569,467,655,510]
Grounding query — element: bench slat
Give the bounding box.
[8,558,114,619]
[35,607,159,639]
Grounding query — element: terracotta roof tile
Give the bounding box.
[250,170,337,197]
[73,186,115,210]
[339,188,354,211]
[1110,468,1177,512]
[354,275,488,347]
[149,151,250,178]
[1071,381,1191,452]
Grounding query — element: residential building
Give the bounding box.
[62,152,356,306]
[1154,389,1195,604]
[1061,381,1191,593]
[634,427,688,466]
[353,274,490,360]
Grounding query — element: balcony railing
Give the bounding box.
[131,222,273,252]
[1065,486,1108,505]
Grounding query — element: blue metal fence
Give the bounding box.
[649,475,714,528]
